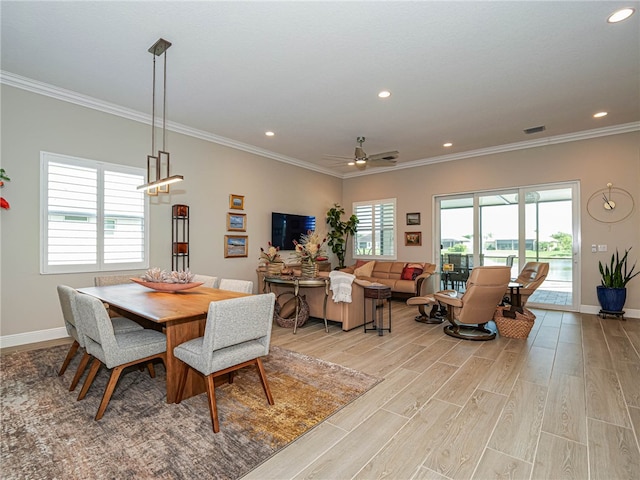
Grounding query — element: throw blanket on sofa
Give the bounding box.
[329,271,356,303]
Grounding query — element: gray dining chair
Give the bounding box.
[174,293,276,433]
[218,278,253,293]
[57,285,143,391]
[193,274,218,288]
[74,293,167,420]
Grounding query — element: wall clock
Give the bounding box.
[587,183,635,223]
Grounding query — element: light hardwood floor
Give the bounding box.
[245,301,640,480]
[4,302,639,479]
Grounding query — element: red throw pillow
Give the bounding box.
[401,266,424,280]
[354,259,369,268]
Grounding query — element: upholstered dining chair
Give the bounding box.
[57,285,143,391]
[218,278,253,293]
[193,274,218,288]
[435,266,511,341]
[74,293,167,420]
[174,293,276,433]
[508,262,549,307]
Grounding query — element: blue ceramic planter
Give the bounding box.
[596,286,626,312]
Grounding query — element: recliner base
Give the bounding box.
[443,323,496,341]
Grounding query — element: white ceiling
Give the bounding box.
[2,1,639,178]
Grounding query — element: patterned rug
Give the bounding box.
[1,344,381,479]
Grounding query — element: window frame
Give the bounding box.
[352,198,397,261]
[40,151,149,274]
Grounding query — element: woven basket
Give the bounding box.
[273,292,309,328]
[494,306,536,339]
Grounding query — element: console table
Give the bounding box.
[264,276,330,334]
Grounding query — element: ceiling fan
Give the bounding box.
[325,137,398,169]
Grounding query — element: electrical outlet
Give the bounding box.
[592,244,597,253]
[598,244,608,252]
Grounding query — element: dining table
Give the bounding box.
[77,283,249,403]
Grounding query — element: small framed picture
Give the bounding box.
[224,235,248,258]
[404,231,422,246]
[227,213,247,232]
[229,194,245,210]
[406,212,420,225]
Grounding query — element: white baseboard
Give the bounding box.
[581,304,639,319]
[0,327,69,349]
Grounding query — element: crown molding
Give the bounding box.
[3,70,637,181]
[0,71,342,178]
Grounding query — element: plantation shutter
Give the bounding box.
[353,198,396,259]
[41,152,148,274]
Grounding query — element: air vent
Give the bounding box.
[524,125,546,134]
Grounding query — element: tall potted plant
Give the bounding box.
[326,203,359,269]
[597,247,639,313]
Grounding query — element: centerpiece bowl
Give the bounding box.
[131,278,204,292]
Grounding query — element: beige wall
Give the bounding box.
[342,132,640,312]
[0,86,341,340]
[1,85,638,344]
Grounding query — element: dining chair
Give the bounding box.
[74,293,167,420]
[174,293,276,433]
[435,266,511,341]
[57,285,143,391]
[509,262,549,307]
[218,278,253,293]
[193,274,218,288]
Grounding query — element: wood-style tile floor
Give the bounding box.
[245,301,640,480]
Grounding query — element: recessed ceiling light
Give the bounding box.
[608,8,635,23]
[378,90,391,98]
[443,142,453,147]
[593,112,608,118]
[265,131,275,137]
[348,161,355,166]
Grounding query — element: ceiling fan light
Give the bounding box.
[355,158,367,165]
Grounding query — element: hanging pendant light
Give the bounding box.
[137,38,184,194]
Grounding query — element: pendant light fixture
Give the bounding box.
[137,38,184,194]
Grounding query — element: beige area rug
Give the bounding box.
[1,344,381,479]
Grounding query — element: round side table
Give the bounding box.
[363,285,392,335]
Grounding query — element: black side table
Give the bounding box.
[363,285,392,335]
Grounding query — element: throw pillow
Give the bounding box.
[401,266,424,280]
[354,259,369,269]
[407,262,424,269]
[354,260,375,277]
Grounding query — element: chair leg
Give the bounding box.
[175,361,190,404]
[77,357,102,401]
[147,362,156,378]
[69,351,91,392]
[95,365,126,421]
[255,357,274,405]
[58,340,80,376]
[204,374,220,433]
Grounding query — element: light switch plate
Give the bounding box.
[598,244,608,252]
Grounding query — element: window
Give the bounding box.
[353,198,396,259]
[41,152,148,274]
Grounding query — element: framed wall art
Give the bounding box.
[224,235,248,258]
[404,231,422,246]
[229,194,244,210]
[227,212,247,232]
[406,212,420,225]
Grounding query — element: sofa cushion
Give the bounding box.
[401,265,423,280]
[354,261,375,277]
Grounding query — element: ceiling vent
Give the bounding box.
[523,125,546,134]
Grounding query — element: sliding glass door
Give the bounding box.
[436,182,579,311]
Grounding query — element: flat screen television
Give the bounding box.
[271,212,316,250]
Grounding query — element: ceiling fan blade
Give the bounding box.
[323,154,353,160]
[368,158,397,167]
[368,151,399,161]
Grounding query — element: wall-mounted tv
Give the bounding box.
[271,212,316,250]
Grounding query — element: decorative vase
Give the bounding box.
[266,262,283,276]
[596,285,626,312]
[300,261,319,278]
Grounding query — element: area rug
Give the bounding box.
[1,344,381,479]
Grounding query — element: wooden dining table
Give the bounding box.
[77,283,249,403]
